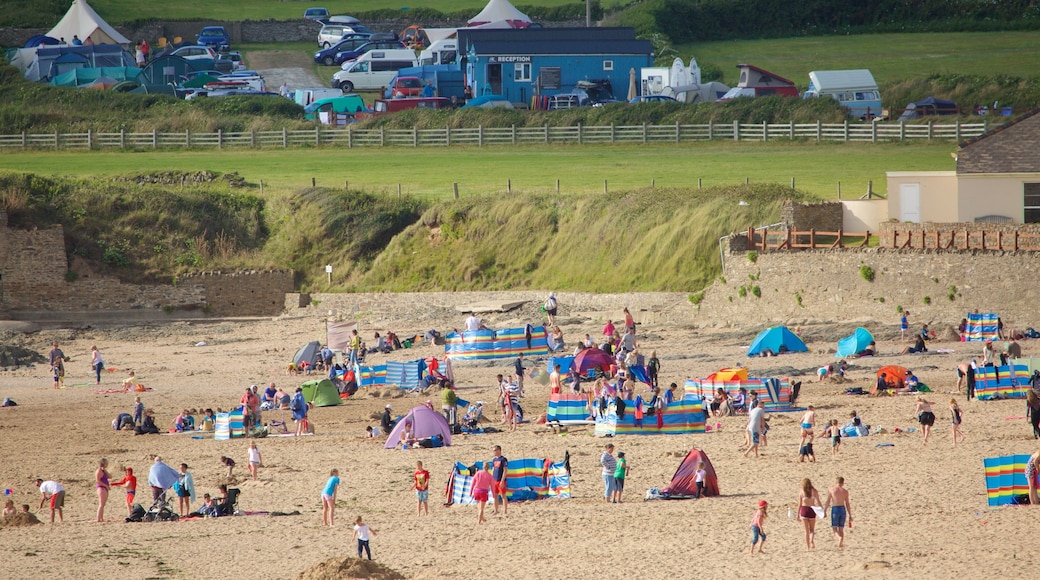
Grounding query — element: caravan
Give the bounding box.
[418,39,458,66]
[803,69,882,120]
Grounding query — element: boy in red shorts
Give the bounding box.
[491,445,509,515]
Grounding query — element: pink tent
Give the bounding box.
[384,405,453,449]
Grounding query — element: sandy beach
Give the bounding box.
[0,294,1035,580]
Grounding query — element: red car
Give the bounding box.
[389,76,423,98]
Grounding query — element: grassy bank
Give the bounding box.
[0,141,957,197]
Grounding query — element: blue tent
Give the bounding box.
[836,327,874,358]
[747,326,807,356]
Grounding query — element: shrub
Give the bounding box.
[859,265,875,282]
[688,292,705,305]
[878,296,885,303]
[64,271,78,283]
[923,296,932,305]
[896,305,903,313]
[747,251,758,263]
[795,292,803,307]
[751,285,761,298]
[738,285,748,298]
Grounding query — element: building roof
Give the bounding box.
[957,109,1040,174]
[459,27,652,57]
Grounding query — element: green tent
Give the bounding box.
[300,379,342,407]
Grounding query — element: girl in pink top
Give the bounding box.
[472,463,495,524]
[750,500,768,553]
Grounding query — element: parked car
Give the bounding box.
[548,80,618,109]
[318,22,374,48]
[313,35,372,66]
[196,26,230,51]
[628,95,677,104]
[334,39,405,66]
[221,51,246,71]
[304,7,329,20]
[170,45,234,73]
[388,76,423,97]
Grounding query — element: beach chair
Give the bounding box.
[156,37,167,49]
[217,488,240,516]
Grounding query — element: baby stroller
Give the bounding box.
[144,459,182,522]
[462,403,484,431]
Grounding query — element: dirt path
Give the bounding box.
[246,49,327,92]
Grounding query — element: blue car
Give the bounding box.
[196,26,230,52]
[313,34,372,66]
[333,39,405,65]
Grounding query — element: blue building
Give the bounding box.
[457,27,653,106]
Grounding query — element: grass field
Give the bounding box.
[0,141,955,198]
[85,0,570,24]
[682,31,1040,88]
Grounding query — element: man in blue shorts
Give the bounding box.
[491,445,509,515]
[824,476,853,548]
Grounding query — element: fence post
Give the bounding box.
[445,126,449,147]
[479,124,483,147]
[186,129,190,148]
[998,230,1003,251]
[955,119,961,142]
[980,230,985,250]
[871,120,877,143]
[810,228,815,248]
[282,127,287,148]
[218,129,223,150]
[604,180,608,195]
[398,184,402,198]
[675,120,680,143]
[899,120,905,141]
[153,129,157,149]
[698,178,702,189]
[54,131,59,149]
[453,183,459,199]
[380,127,385,147]
[837,181,841,199]
[816,120,821,141]
[413,126,418,147]
[21,131,26,149]
[708,120,713,140]
[507,179,511,193]
[556,179,560,194]
[512,124,516,145]
[928,121,933,140]
[642,123,647,143]
[789,120,794,140]
[610,122,615,144]
[87,129,92,150]
[120,128,125,149]
[843,120,849,142]
[762,120,767,142]
[1015,231,1019,251]
[733,120,740,142]
[545,124,549,144]
[791,177,795,191]
[578,123,582,145]
[836,229,843,248]
[315,127,320,147]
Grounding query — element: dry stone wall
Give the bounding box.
[180,270,294,317]
[699,248,1040,333]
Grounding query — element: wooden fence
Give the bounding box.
[0,120,989,151]
[742,227,1040,253]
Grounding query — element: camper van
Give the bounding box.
[803,69,882,120]
[293,88,344,107]
[418,39,458,66]
[331,49,418,92]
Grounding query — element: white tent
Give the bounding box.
[467,0,532,28]
[47,0,131,46]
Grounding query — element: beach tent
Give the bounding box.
[964,312,1000,342]
[24,35,60,48]
[293,341,321,370]
[300,379,342,407]
[50,66,139,87]
[384,405,452,449]
[706,368,748,382]
[983,454,1032,506]
[661,448,719,498]
[898,96,959,120]
[572,347,615,374]
[467,0,532,28]
[547,356,575,374]
[47,0,131,46]
[25,44,133,82]
[747,326,807,357]
[836,327,874,358]
[873,365,908,393]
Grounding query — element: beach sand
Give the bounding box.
[0,297,1035,580]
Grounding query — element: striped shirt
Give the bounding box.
[601,452,617,476]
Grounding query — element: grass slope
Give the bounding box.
[0,142,957,198]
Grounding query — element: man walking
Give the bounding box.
[514,353,526,396]
[491,445,509,515]
[824,476,853,548]
[600,443,617,503]
[743,401,766,458]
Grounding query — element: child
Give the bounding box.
[247,442,262,480]
[612,451,629,503]
[20,504,29,514]
[694,461,707,499]
[201,409,215,432]
[2,499,15,518]
[633,392,644,428]
[800,406,816,445]
[366,425,381,438]
[950,398,965,445]
[322,469,340,526]
[799,441,816,463]
[111,466,138,516]
[750,500,768,554]
[221,456,235,478]
[132,396,144,426]
[413,460,430,516]
[472,463,494,524]
[353,516,376,560]
[825,419,842,456]
[176,463,195,517]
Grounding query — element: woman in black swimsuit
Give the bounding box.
[916,397,936,445]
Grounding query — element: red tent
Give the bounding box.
[573,347,614,374]
[662,448,719,498]
[873,365,908,394]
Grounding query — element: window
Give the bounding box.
[1025,183,1040,223]
[603,60,614,71]
[514,62,531,82]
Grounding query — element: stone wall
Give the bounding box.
[0,224,293,317]
[180,270,295,316]
[781,200,843,231]
[700,247,1040,331]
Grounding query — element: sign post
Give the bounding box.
[325,264,333,285]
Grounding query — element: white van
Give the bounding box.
[803,69,883,120]
[418,39,458,66]
[331,49,419,91]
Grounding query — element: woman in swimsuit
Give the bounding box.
[95,457,111,522]
[797,478,823,550]
[916,397,936,445]
[949,398,965,445]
